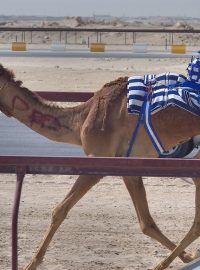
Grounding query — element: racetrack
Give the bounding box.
[0,56,200,270]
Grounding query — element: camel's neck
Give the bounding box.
[0,83,90,145]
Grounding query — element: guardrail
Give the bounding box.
[35,91,94,102]
[1,26,200,46]
[1,26,200,33]
[2,91,200,270]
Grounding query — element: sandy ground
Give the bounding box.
[0,57,200,270]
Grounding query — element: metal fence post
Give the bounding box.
[12,166,26,270]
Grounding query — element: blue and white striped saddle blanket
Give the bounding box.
[127,72,200,117]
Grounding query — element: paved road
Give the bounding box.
[0,114,85,157]
[0,49,198,58]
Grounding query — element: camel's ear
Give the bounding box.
[15,80,23,86]
[0,64,15,81]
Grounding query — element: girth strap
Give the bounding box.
[126,92,165,157]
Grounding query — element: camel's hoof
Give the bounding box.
[192,249,200,260]
[180,250,200,263]
[181,252,195,263]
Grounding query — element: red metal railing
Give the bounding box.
[1,156,200,177]
[35,91,94,102]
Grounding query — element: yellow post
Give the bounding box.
[12,42,27,51]
[90,43,105,52]
[171,44,186,54]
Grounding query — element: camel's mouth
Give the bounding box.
[0,104,12,117]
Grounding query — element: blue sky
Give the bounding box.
[1,0,200,18]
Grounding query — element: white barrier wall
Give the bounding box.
[133,43,147,53]
[51,42,66,51]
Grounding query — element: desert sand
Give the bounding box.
[1,15,200,270]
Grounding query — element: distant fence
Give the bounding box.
[1,26,200,45]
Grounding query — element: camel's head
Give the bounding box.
[0,64,22,117]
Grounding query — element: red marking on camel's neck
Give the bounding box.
[30,109,61,128]
[12,96,30,111]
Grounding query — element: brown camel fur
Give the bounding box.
[0,64,200,270]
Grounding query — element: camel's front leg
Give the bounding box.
[23,174,101,270]
[123,176,194,264]
[152,177,200,270]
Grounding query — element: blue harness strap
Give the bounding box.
[144,96,165,154]
[126,92,165,157]
[126,99,146,157]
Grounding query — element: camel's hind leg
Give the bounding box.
[152,177,200,270]
[23,175,101,270]
[123,176,194,264]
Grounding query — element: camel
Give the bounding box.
[1,64,200,270]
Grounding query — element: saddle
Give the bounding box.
[127,72,200,117]
[126,72,200,157]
